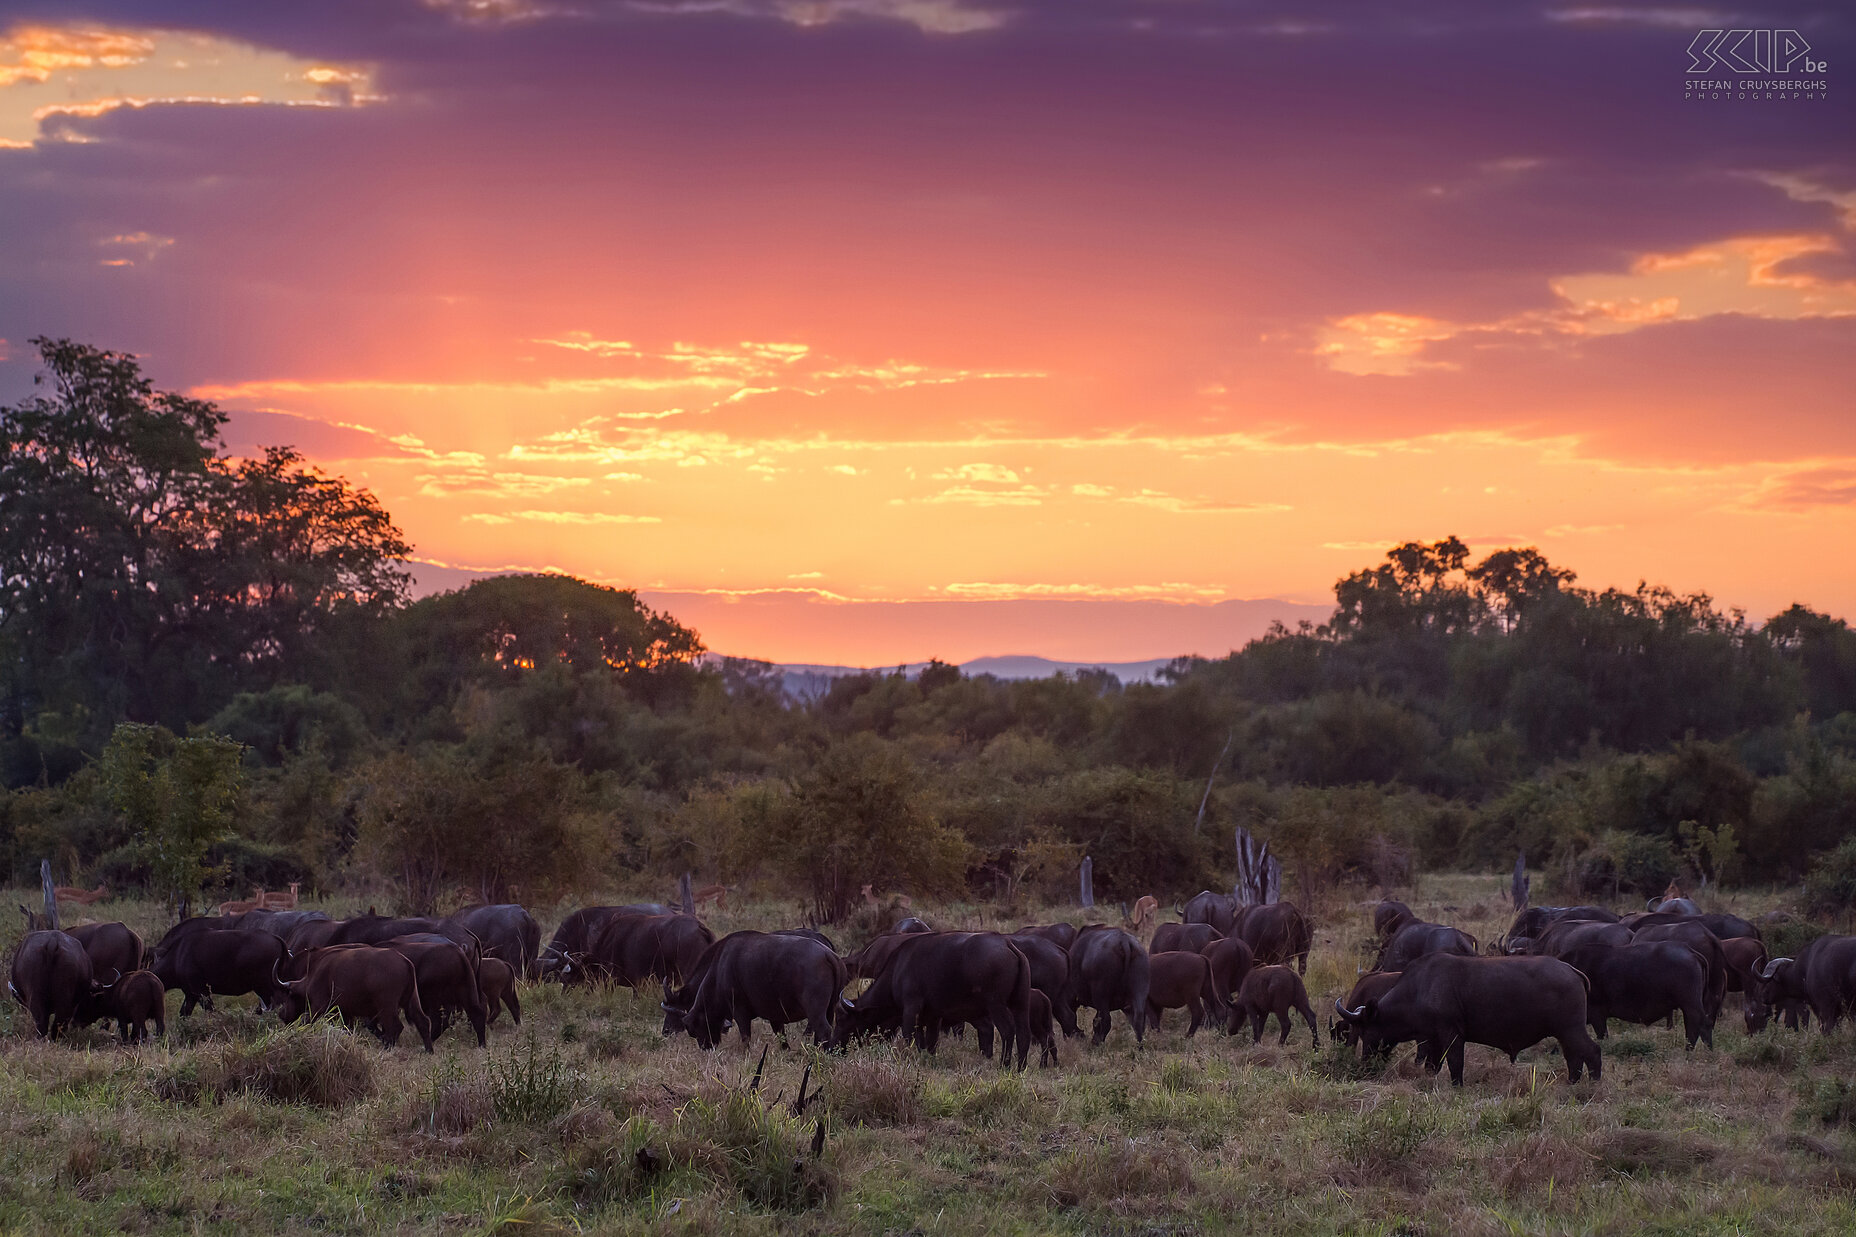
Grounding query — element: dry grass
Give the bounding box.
[3,878,1856,1234]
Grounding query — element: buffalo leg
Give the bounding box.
[1445,1040,1467,1086]
[1250,1011,1266,1044]
[975,1021,996,1059]
[1296,998,1320,1048]
[1185,998,1203,1038]
[1092,1008,1112,1047]
[1276,1011,1293,1046]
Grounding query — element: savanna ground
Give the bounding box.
[4,875,1856,1236]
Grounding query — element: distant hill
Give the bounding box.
[751,654,1182,700]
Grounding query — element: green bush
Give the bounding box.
[1803,839,1856,918]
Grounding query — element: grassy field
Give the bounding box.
[4,875,1856,1235]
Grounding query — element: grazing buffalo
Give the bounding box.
[1182,891,1238,935]
[1331,971,1402,1056]
[833,932,1032,1068]
[276,946,434,1051]
[1720,935,1767,995]
[1521,919,1633,959]
[149,915,242,967]
[1505,905,1619,945]
[76,969,166,1043]
[479,957,522,1026]
[67,921,146,978]
[153,928,288,1016]
[587,913,715,990]
[1755,935,1856,1033]
[1233,903,1313,974]
[1200,935,1257,1007]
[1151,922,1223,954]
[1017,923,1078,950]
[1373,900,1418,941]
[379,935,488,1047]
[9,931,105,1039]
[1067,925,1152,1045]
[1006,932,1082,1037]
[662,931,848,1048]
[1631,921,1728,1022]
[541,905,675,983]
[1564,941,1711,1050]
[1374,922,1477,972]
[447,905,542,980]
[1229,964,1318,1047]
[1144,951,1224,1036]
[325,915,479,955]
[1333,954,1602,1085]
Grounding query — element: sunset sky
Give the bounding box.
[0,2,1851,665]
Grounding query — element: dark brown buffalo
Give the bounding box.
[1145,951,1224,1036]
[775,928,837,952]
[847,930,918,981]
[66,921,146,978]
[1520,919,1633,959]
[1017,923,1078,950]
[1374,922,1477,972]
[153,927,288,1015]
[1229,964,1318,1046]
[1564,941,1711,1049]
[76,969,166,1043]
[1505,905,1619,944]
[479,957,522,1025]
[1233,903,1313,974]
[1334,953,1602,1085]
[231,909,332,940]
[1373,900,1418,941]
[833,932,1033,1068]
[1181,891,1238,935]
[9,930,105,1039]
[1755,935,1856,1033]
[447,905,542,980]
[277,946,434,1050]
[1718,937,1800,1033]
[380,935,488,1047]
[286,917,343,952]
[1200,935,1257,1007]
[1331,971,1402,1055]
[1067,925,1151,1045]
[1630,921,1728,1023]
[587,912,714,990]
[149,914,242,967]
[1151,922,1223,954]
[662,931,848,1048]
[1005,932,1081,1037]
[540,904,671,982]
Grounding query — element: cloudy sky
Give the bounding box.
[0,2,1850,663]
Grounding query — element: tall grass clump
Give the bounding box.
[683,1089,838,1212]
[148,1021,376,1107]
[489,1036,578,1124]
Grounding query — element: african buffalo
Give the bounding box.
[1228,964,1318,1047]
[325,915,479,954]
[66,921,146,978]
[1151,922,1223,954]
[75,968,166,1043]
[1200,935,1257,1007]
[1521,919,1633,959]
[1505,905,1619,944]
[833,932,1032,1068]
[1233,903,1312,974]
[1067,925,1151,1045]
[9,931,106,1039]
[1331,971,1402,1056]
[1145,951,1224,1036]
[1374,921,1477,972]
[1373,900,1418,941]
[662,931,848,1048]
[153,928,288,1016]
[1017,923,1078,950]
[1333,953,1602,1085]
[379,935,488,1047]
[447,905,542,980]
[540,904,671,982]
[775,928,837,952]
[1006,932,1081,1037]
[1182,891,1238,935]
[891,917,934,935]
[276,945,435,1051]
[479,957,522,1025]
[233,909,332,940]
[1564,941,1711,1049]
[847,930,919,981]
[1755,935,1856,1033]
[1630,921,1728,1022]
[587,912,714,990]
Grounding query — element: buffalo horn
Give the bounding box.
[1758,956,1792,980]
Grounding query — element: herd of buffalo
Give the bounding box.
[8,890,1854,1087]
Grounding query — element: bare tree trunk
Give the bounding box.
[1233,827,1281,908]
[40,860,58,932]
[679,872,695,917]
[1194,730,1236,835]
[1510,852,1530,912]
[1079,857,1094,908]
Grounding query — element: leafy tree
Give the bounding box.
[98,723,246,917]
[0,339,409,778]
